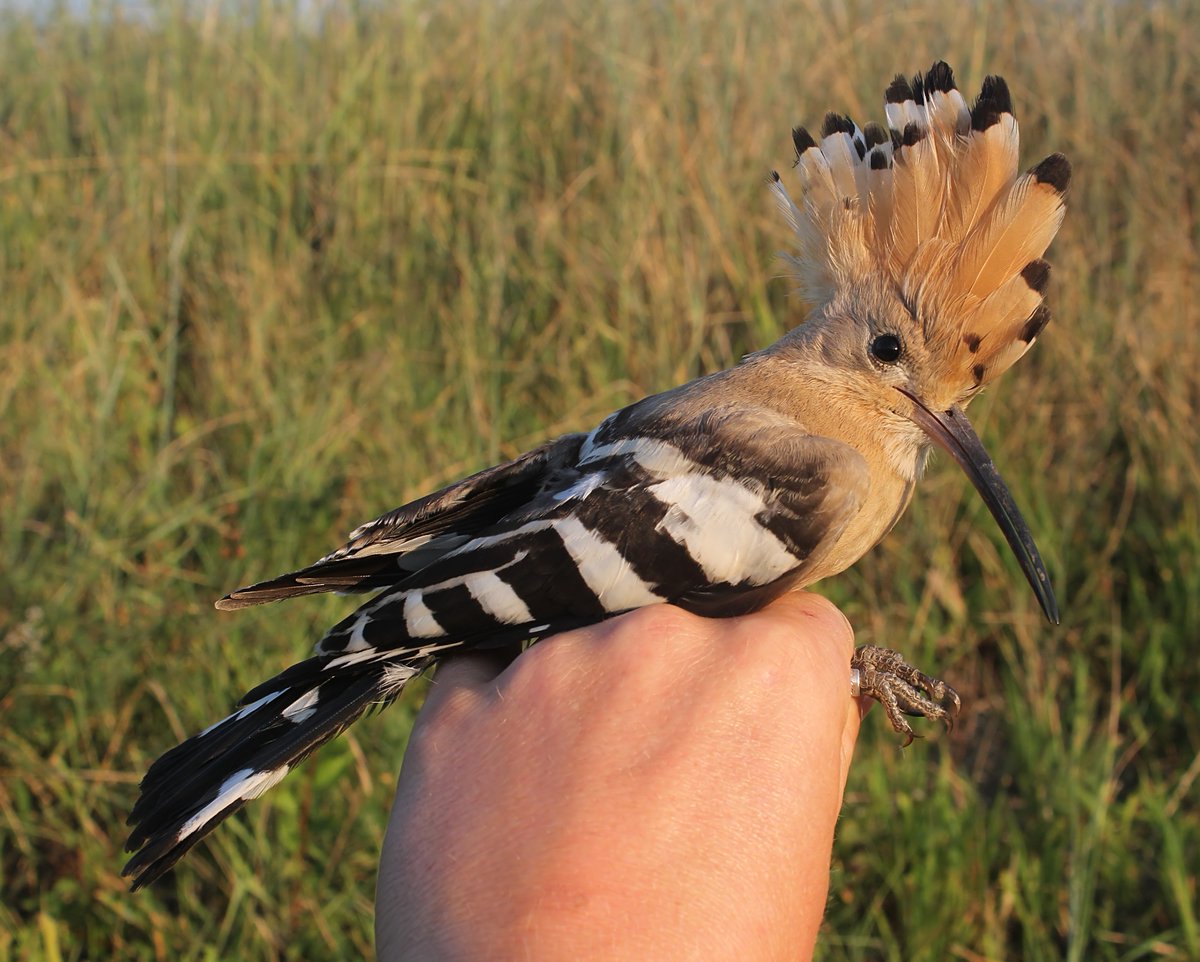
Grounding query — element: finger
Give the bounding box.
[837,695,865,804]
[753,593,862,800]
[754,591,856,663]
[742,592,857,725]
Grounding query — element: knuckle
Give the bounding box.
[775,592,856,660]
[502,643,555,693]
[619,603,699,640]
[609,604,709,664]
[419,684,480,732]
[726,593,856,693]
[810,594,855,640]
[502,633,590,702]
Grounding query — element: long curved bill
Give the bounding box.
[900,390,1060,624]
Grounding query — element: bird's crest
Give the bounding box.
[770,61,1070,397]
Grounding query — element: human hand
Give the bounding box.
[376,592,864,961]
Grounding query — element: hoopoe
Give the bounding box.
[125,61,1068,889]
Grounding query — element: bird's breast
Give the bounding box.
[799,467,917,586]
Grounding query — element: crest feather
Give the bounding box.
[945,161,1067,300]
[775,62,1070,391]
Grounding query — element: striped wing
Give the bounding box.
[315,405,870,659]
[215,433,588,609]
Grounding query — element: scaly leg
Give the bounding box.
[850,644,961,746]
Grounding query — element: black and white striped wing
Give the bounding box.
[215,433,588,609]
[314,405,871,659]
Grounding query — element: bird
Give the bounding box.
[124,61,1069,889]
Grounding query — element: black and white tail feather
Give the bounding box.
[125,60,1068,888]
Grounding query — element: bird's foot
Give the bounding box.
[850,644,960,746]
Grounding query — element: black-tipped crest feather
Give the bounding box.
[821,112,856,137]
[773,61,1069,390]
[792,125,817,157]
[925,61,956,93]
[1031,153,1072,193]
[886,75,913,104]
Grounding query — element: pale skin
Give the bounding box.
[376,593,867,961]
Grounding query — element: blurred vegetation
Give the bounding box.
[1,0,1197,958]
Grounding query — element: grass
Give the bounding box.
[1,0,1197,958]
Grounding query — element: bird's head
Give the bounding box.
[769,62,1069,623]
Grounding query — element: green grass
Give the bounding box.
[2,0,1197,958]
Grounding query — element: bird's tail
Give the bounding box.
[123,650,433,889]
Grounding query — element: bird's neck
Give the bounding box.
[737,346,930,486]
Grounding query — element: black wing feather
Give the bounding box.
[216,433,586,609]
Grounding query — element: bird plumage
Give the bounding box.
[770,65,1067,400]
[125,61,1069,889]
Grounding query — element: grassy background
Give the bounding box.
[2,0,1197,958]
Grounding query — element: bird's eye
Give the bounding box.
[870,334,902,364]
